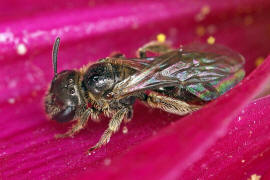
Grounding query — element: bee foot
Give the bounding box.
[87,145,99,154]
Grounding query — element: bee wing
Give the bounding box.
[182,42,245,68]
[172,44,245,100]
[111,50,181,98]
[109,57,155,71]
[111,44,245,101]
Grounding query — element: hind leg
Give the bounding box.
[109,52,126,58]
[136,41,172,58]
[146,92,201,116]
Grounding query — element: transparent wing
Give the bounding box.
[168,43,245,100]
[111,50,181,98]
[111,43,245,101]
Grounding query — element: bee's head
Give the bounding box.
[44,37,84,123]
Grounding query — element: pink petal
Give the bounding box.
[183,94,270,179]
[1,0,270,179]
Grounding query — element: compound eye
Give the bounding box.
[52,106,75,123]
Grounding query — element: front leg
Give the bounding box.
[88,107,128,152]
[55,108,99,138]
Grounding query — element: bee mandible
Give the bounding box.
[45,37,245,152]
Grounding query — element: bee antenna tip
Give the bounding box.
[52,37,61,77]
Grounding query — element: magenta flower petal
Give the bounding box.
[1,0,270,179]
[183,94,270,179]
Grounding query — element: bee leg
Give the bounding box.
[55,108,97,138]
[146,92,201,116]
[124,107,133,123]
[137,41,172,58]
[89,107,101,123]
[109,52,126,58]
[88,107,128,152]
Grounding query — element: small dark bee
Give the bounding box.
[45,37,245,152]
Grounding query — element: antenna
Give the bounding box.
[52,37,60,77]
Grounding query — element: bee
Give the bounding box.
[45,37,245,152]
